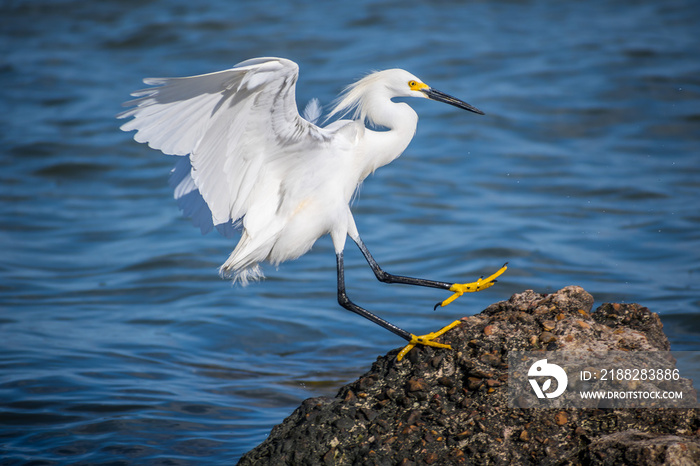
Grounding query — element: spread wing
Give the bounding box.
[118,57,330,229]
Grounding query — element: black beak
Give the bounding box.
[421,88,485,115]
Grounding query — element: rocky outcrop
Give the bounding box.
[239,287,700,465]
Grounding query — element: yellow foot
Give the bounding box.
[434,263,508,310]
[397,320,463,361]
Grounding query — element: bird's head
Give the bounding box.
[327,69,484,124]
[328,68,484,123]
[386,69,485,115]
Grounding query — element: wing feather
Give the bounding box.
[118,57,329,228]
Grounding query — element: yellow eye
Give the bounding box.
[408,80,428,91]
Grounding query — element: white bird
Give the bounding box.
[118,57,507,360]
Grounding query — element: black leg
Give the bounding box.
[353,235,508,310]
[353,236,452,291]
[336,251,412,342]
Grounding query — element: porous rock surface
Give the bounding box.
[239,286,700,465]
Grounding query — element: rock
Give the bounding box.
[583,430,700,465]
[539,331,557,344]
[555,410,569,425]
[542,320,557,331]
[238,287,699,465]
[519,429,530,442]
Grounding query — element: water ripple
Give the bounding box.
[2,0,699,462]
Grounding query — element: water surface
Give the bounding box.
[2,0,699,463]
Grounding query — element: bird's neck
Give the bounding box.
[360,101,418,179]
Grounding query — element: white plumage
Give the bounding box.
[121,58,420,282]
[119,57,503,359]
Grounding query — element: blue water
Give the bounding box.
[2,0,699,463]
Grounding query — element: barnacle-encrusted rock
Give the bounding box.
[239,287,699,465]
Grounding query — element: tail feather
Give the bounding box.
[219,230,276,285]
[220,263,264,286]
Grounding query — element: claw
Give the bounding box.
[435,263,508,310]
[397,320,462,361]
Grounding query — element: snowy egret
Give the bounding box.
[118,57,507,360]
